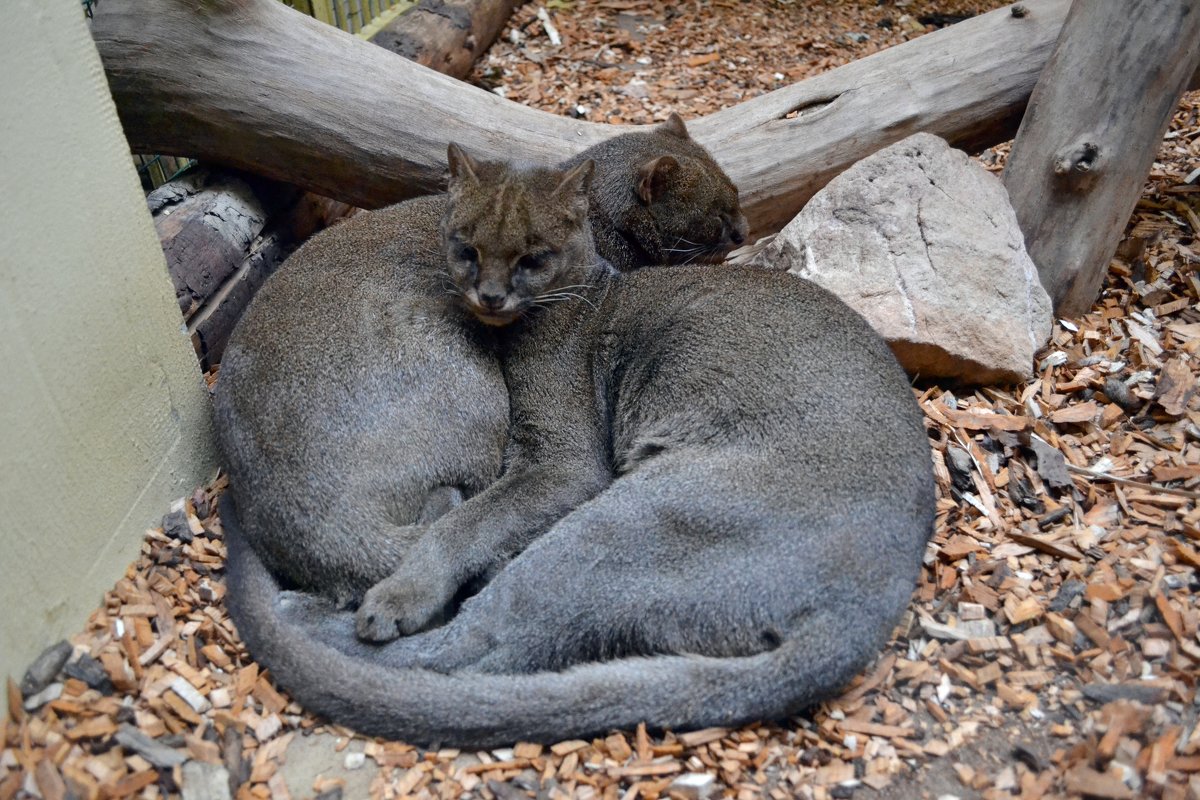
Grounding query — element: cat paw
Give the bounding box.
[355,568,454,642]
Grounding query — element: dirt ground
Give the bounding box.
[4,2,1199,799]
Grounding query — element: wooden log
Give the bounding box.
[1002,0,1200,317]
[371,0,525,79]
[89,0,1200,237]
[148,169,356,368]
[148,170,288,317]
[88,0,1071,235]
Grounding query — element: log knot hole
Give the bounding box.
[1052,140,1102,190]
[781,93,842,122]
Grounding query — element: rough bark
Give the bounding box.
[89,0,1081,236]
[372,0,525,79]
[1002,0,1200,317]
[147,169,348,369]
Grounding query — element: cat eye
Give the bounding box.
[456,244,479,263]
[518,253,549,271]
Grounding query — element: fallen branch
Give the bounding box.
[89,0,1079,235]
[89,0,1200,238]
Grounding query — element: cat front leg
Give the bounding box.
[355,458,609,641]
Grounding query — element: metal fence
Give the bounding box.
[283,0,413,37]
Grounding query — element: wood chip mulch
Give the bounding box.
[5,3,1200,799]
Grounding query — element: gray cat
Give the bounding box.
[214,116,746,608]
[222,147,935,747]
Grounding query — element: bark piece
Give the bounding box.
[372,0,524,80]
[1155,357,1197,416]
[1002,0,1200,316]
[114,724,188,769]
[19,641,72,698]
[746,133,1051,384]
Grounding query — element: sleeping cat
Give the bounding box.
[223,146,935,746]
[214,115,745,608]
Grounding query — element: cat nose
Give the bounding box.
[729,229,745,245]
[478,290,506,310]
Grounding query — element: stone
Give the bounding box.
[64,653,114,694]
[23,682,63,711]
[181,760,233,800]
[668,773,718,800]
[746,132,1051,384]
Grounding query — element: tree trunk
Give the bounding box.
[89,0,1080,237]
[372,0,525,79]
[1002,0,1200,317]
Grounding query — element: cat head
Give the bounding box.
[635,114,749,265]
[442,144,597,327]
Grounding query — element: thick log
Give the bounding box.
[88,0,1066,235]
[148,169,358,368]
[89,0,1199,237]
[1002,0,1200,317]
[148,170,291,318]
[372,0,525,79]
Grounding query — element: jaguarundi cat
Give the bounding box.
[222,144,935,747]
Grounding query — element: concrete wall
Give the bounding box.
[0,0,217,694]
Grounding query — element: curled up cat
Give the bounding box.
[221,143,936,747]
[214,115,745,610]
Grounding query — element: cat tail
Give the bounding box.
[222,496,877,748]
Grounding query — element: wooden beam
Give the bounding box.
[1003,0,1200,317]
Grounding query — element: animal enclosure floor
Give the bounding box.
[5,2,1200,799]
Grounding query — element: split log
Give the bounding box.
[372,0,525,79]
[90,0,1080,236]
[149,170,292,318]
[148,169,349,368]
[1002,0,1200,317]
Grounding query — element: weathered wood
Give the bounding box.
[1003,0,1200,317]
[148,170,285,317]
[372,0,525,79]
[147,169,356,368]
[88,0,1073,236]
[87,0,1200,237]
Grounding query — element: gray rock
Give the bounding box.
[23,682,63,711]
[668,773,718,800]
[65,653,114,695]
[181,760,233,800]
[747,132,1051,384]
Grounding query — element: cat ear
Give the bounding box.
[659,113,690,140]
[636,155,679,205]
[446,143,479,184]
[553,159,595,198]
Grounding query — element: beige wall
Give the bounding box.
[0,0,217,694]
